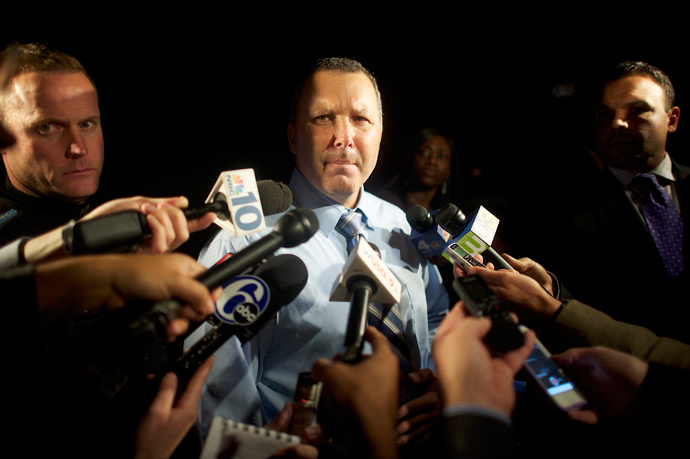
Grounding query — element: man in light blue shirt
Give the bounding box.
[190,57,449,445]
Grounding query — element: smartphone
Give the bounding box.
[519,326,587,411]
[452,275,525,352]
[444,242,487,272]
[286,372,322,439]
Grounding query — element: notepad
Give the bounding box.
[200,416,302,459]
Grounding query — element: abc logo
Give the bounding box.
[215,275,270,325]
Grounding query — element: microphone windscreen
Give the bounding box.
[275,207,319,248]
[436,203,466,236]
[406,205,434,232]
[257,180,293,216]
[253,253,308,306]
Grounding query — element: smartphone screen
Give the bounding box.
[519,326,587,411]
[524,343,577,396]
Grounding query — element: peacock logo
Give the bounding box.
[226,174,245,196]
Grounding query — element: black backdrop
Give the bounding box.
[2,27,687,255]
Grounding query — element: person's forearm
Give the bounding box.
[34,255,115,325]
[23,223,71,263]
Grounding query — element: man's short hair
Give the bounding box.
[603,61,676,110]
[0,43,94,120]
[288,57,383,127]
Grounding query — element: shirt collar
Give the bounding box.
[288,168,375,237]
[608,153,675,188]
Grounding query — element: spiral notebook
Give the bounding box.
[200,416,302,459]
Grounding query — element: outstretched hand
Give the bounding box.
[433,303,535,417]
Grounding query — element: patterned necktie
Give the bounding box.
[337,210,413,373]
[630,173,684,279]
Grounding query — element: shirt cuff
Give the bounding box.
[0,237,31,270]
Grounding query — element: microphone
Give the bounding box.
[330,238,402,363]
[66,255,308,418]
[436,203,512,271]
[406,205,451,258]
[195,206,318,289]
[173,254,308,387]
[182,179,292,221]
[113,207,318,350]
[66,175,292,255]
[69,207,318,398]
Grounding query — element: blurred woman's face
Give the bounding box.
[413,135,452,188]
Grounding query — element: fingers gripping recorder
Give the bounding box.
[452,275,525,353]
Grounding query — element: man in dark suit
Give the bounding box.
[538,61,689,344]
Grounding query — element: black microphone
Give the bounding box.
[436,203,512,271]
[182,180,293,221]
[407,205,435,232]
[66,179,293,255]
[114,207,318,351]
[64,255,308,431]
[69,207,318,399]
[173,254,308,388]
[406,205,452,258]
[195,206,318,288]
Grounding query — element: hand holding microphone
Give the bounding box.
[66,206,318,407]
[63,173,293,255]
[98,196,217,253]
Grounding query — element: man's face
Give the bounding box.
[592,75,680,172]
[0,71,103,203]
[288,70,382,209]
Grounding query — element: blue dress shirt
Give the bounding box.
[188,168,449,436]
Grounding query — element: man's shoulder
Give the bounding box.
[0,192,38,243]
[672,156,690,182]
[361,190,409,228]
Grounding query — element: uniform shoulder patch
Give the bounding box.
[0,208,21,229]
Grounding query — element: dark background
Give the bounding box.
[3,23,687,255]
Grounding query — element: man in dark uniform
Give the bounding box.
[0,43,103,244]
[0,44,218,265]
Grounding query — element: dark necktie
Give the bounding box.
[630,173,684,279]
[337,209,413,372]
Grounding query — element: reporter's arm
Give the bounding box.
[432,304,535,416]
[20,196,217,264]
[311,327,399,459]
[432,305,534,459]
[81,195,216,254]
[34,253,216,333]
